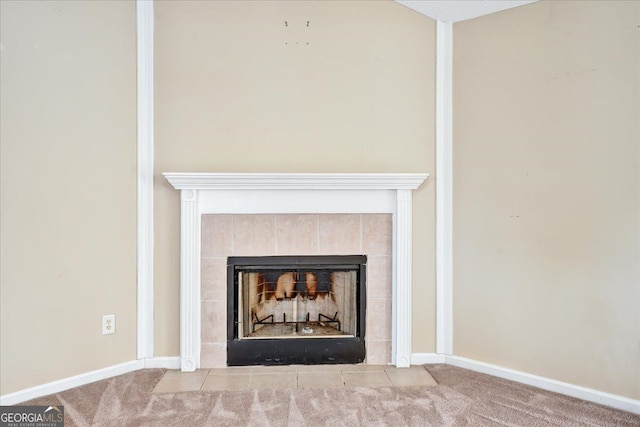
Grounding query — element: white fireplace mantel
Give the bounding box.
[165,173,428,191]
[164,172,428,371]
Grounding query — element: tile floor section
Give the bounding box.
[153,365,437,393]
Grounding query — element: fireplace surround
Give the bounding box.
[164,173,428,371]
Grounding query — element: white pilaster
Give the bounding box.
[436,20,453,356]
[136,0,154,360]
[180,189,201,371]
[394,189,413,367]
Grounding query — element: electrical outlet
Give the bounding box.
[102,314,115,335]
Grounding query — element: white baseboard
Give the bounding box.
[445,355,640,415]
[0,360,144,406]
[411,353,446,364]
[0,357,181,405]
[3,354,638,416]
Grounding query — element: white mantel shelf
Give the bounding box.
[163,173,427,190]
[165,172,428,371]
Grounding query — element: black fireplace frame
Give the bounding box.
[227,255,367,366]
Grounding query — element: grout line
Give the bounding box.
[231,215,235,256]
[274,215,278,255]
[384,370,392,387]
[316,214,320,254]
[360,214,363,254]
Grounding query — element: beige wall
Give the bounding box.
[2,0,636,403]
[453,1,640,399]
[0,1,137,395]
[154,1,436,356]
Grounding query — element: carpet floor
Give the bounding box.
[22,364,640,426]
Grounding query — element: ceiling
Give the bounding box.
[396,0,538,23]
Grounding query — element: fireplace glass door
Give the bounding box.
[227,255,366,365]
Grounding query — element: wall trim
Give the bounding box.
[436,20,453,355]
[0,360,144,406]
[411,353,446,364]
[3,356,637,415]
[0,358,181,405]
[445,355,640,415]
[136,0,154,359]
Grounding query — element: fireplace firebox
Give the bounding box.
[227,255,366,365]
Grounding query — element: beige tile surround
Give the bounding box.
[152,365,438,393]
[201,214,392,367]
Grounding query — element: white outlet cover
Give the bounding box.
[102,314,115,335]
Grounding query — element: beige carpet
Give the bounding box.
[22,365,639,426]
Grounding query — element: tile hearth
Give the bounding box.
[152,365,437,393]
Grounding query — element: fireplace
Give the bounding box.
[227,255,367,365]
[163,173,428,371]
